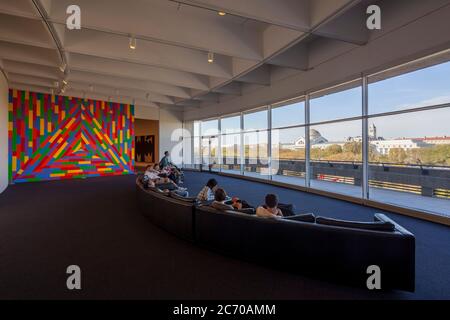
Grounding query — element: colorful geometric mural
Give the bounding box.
[8,89,135,183]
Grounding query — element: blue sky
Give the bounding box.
[199,61,450,143]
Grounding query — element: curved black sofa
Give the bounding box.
[136,177,415,292]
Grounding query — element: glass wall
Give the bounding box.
[183,51,450,218]
[200,119,219,171]
[243,109,269,179]
[220,115,241,174]
[309,81,363,197]
[367,60,450,214]
[271,99,306,185]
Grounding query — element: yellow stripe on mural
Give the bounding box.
[40,119,44,135]
[36,101,41,117]
[13,89,17,98]
[106,162,114,166]
[122,115,125,127]
[28,141,33,148]
[28,111,33,129]
[124,144,128,154]
[49,129,62,143]
[120,131,123,144]
[54,142,68,158]
[93,128,103,141]
[127,129,130,139]
[81,133,89,145]
[48,122,52,132]
[79,161,91,165]
[108,149,120,164]
[8,102,13,112]
[132,148,135,160]
[112,121,116,134]
[25,91,29,100]
[98,168,112,172]
[24,156,29,163]
[93,118,101,130]
[51,94,55,104]
[18,169,24,175]
[65,118,76,130]
[90,104,94,114]
[12,156,17,172]
[58,137,63,144]
[68,169,83,174]
[8,121,13,132]
[120,156,127,165]
[104,134,113,145]
[50,173,66,178]
[61,110,66,120]
[55,105,59,114]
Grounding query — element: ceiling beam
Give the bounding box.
[67,70,191,100]
[235,64,271,86]
[46,0,264,61]
[267,42,309,70]
[68,53,210,91]
[176,0,310,31]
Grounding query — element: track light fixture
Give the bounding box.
[59,62,66,72]
[129,36,137,50]
[218,11,226,16]
[207,51,214,63]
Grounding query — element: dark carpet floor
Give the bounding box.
[0,171,449,299]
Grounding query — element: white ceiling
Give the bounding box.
[0,0,377,110]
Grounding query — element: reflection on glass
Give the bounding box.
[271,127,306,186]
[221,115,241,134]
[309,120,362,197]
[221,133,241,174]
[244,130,269,179]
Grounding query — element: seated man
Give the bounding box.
[155,173,189,197]
[210,188,235,211]
[256,194,284,218]
[197,178,218,202]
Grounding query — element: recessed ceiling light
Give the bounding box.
[129,36,137,50]
[218,11,226,16]
[208,52,214,63]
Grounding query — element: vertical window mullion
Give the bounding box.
[362,76,369,199]
[305,94,311,188]
[240,113,244,175]
[268,105,272,181]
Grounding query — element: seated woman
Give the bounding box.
[256,194,284,218]
[155,173,189,197]
[197,178,218,202]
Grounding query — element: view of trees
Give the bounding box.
[205,142,450,166]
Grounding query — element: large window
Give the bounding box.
[271,99,306,185]
[244,109,269,179]
[368,59,450,214]
[200,119,219,171]
[309,81,363,197]
[184,51,450,218]
[220,115,241,174]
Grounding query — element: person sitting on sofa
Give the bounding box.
[155,173,189,197]
[144,164,160,181]
[197,178,218,202]
[210,188,235,211]
[256,194,284,218]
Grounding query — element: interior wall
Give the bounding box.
[0,71,7,193]
[134,119,159,163]
[159,108,183,166]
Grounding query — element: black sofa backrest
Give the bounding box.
[136,179,195,241]
[194,206,415,292]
